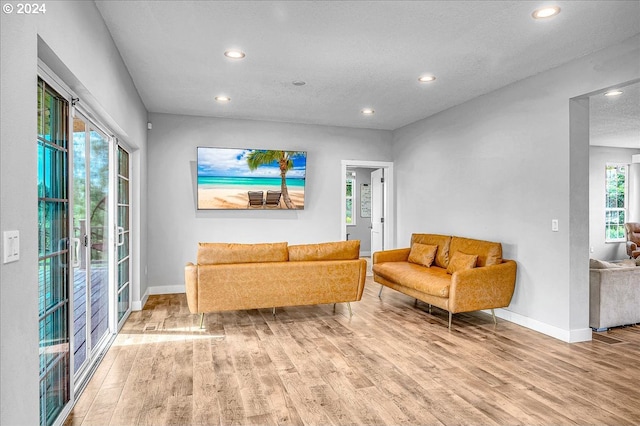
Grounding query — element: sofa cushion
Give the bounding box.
[408,243,438,268]
[197,242,289,265]
[373,262,451,298]
[589,258,625,269]
[447,251,478,274]
[289,240,360,261]
[411,234,451,268]
[449,237,502,267]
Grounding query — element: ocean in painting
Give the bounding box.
[198,176,305,189]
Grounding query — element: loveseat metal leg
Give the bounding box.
[448,312,453,329]
[347,302,353,317]
[428,304,432,314]
[199,313,204,329]
[491,309,497,324]
[378,286,384,297]
[333,303,336,313]
[414,298,418,307]
[272,307,276,316]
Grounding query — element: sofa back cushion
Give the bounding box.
[411,234,451,268]
[289,240,360,261]
[197,242,289,265]
[449,237,502,267]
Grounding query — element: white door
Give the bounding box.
[370,168,384,253]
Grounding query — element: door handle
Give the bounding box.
[116,226,125,247]
[70,237,81,268]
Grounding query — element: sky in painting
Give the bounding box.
[197,147,306,178]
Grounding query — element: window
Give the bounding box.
[346,172,356,225]
[605,164,628,242]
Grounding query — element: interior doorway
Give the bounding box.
[340,160,394,254]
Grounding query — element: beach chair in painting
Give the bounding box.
[264,190,282,208]
[247,191,264,208]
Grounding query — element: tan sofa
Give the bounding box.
[185,240,366,325]
[373,233,517,328]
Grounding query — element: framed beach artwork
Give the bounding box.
[197,147,307,210]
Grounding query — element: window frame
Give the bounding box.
[604,163,628,243]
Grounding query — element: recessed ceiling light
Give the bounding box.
[532,6,561,19]
[604,90,623,97]
[292,80,306,86]
[361,108,375,115]
[215,96,231,102]
[418,75,436,83]
[224,49,245,59]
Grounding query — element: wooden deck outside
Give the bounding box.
[72,266,109,372]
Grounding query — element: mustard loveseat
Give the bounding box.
[185,240,366,326]
[373,233,517,328]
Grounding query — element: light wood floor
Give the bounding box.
[65,278,640,425]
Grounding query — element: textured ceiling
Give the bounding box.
[590,81,640,149]
[96,1,640,135]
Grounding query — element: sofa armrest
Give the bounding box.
[373,248,411,264]
[627,240,638,253]
[448,260,517,313]
[185,262,198,314]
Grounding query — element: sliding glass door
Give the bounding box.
[38,78,71,426]
[38,69,134,425]
[116,145,131,326]
[71,112,112,381]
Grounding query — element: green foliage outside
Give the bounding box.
[605,165,627,241]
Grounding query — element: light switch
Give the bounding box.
[551,219,559,232]
[3,230,20,263]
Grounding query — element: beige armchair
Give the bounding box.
[625,222,640,259]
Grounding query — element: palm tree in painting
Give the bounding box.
[246,150,304,209]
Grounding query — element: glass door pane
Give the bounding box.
[38,78,71,426]
[116,146,131,324]
[88,129,110,349]
[71,116,88,375]
[71,111,112,385]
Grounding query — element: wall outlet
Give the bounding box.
[551,219,559,232]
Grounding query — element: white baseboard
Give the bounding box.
[132,288,149,311]
[488,308,592,343]
[149,284,186,295]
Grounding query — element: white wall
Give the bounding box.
[146,113,392,293]
[346,168,373,254]
[0,2,147,424]
[589,146,640,260]
[391,34,640,342]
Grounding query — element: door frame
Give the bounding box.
[340,160,395,250]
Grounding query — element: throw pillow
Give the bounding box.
[446,251,478,274]
[408,243,438,268]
